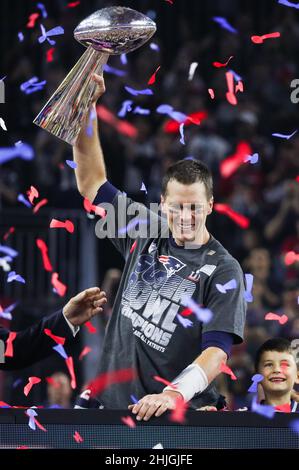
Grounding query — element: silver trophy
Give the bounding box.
[33,7,156,145]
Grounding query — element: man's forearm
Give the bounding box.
[73,104,107,201]
[193,347,227,383]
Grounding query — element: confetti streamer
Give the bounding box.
[118,100,133,118]
[0,244,18,258]
[51,272,67,297]
[265,312,288,325]
[17,194,32,208]
[4,332,17,357]
[50,218,74,233]
[244,153,259,164]
[208,88,215,99]
[38,24,64,46]
[163,110,207,133]
[124,86,153,96]
[3,227,15,241]
[180,307,193,317]
[79,346,92,360]
[181,296,213,323]
[214,203,250,229]
[33,198,48,213]
[46,47,55,62]
[251,396,275,419]
[20,77,46,94]
[153,443,164,449]
[225,71,237,105]
[84,321,97,334]
[67,1,80,7]
[169,396,187,424]
[251,32,281,44]
[44,329,65,345]
[87,368,137,397]
[248,374,264,393]
[120,53,127,65]
[177,314,193,328]
[26,409,37,430]
[53,344,68,360]
[278,0,299,8]
[65,160,77,169]
[18,32,24,42]
[150,42,159,51]
[27,186,39,204]
[212,17,238,34]
[73,431,84,443]
[272,129,298,140]
[0,117,7,131]
[153,375,177,388]
[148,65,161,85]
[130,395,139,404]
[220,142,253,178]
[24,377,41,396]
[130,240,137,254]
[244,273,254,302]
[133,106,150,115]
[188,62,198,81]
[27,13,40,29]
[36,239,53,272]
[83,197,106,218]
[121,416,136,428]
[275,403,291,413]
[66,356,76,389]
[220,363,237,380]
[37,3,48,19]
[179,123,185,145]
[213,56,233,68]
[284,251,299,265]
[215,279,237,293]
[103,64,126,77]
[7,271,26,284]
[96,104,138,139]
[140,182,147,193]
[46,377,60,388]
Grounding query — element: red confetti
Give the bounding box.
[225,71,237,105]
[180,308,193,317]
[265,312,288,325]
[17,446,29,450]
[24,377,41,397]
[296,175,299,182]
[44,328,66,345]
[220,362,237,380]
[26,186,39,204]
[169,396,187,423]
[220,141,252,178]
[46,48,55,62]
[4,332,17,358]
[235,81,244,93]
[50,218,74,233]
[121,416,136,428]
[67,1,80,7]
[208,88,215,99]
[275,403,291,413]
[0,401,11,408]
[45,377,61,388]
[97,105,138,139]
[213,56,233,68]
[284,251,299,266]
[130,240,137,254]
[26,13,39,28]
[65,356,76,389]
[84,321,97,334]
[36,238,53,272]
[73,431,84,443]
[83,197,106,217]
[33,198,48,213]
[153,375,177,389]
[214,203,250,229]
[3,226,15,241]
[87,368,137,397]
[164,110,207,133]
[51,272,67,297]
[148,66,161,85]
[79,346,92,360]
[251,32,281,44]
[34,417,47,432]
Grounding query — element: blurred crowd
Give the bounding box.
[0,0,298,408]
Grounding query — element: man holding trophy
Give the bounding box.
[34,7,247,421]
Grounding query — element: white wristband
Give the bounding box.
[163,364,208,402]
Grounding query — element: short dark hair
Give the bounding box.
[255,338,292,371]
[161,159,213,200]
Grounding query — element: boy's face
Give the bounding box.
[258,350,299,396]
[161,180,213,246]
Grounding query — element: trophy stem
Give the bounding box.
[33,46,109,145]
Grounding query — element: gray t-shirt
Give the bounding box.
[94,187,247,409]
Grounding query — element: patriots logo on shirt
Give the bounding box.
[158,255,186,278]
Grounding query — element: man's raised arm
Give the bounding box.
[73,74,107,202]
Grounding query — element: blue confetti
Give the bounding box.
[216,279,237,293]
[248,374,264,393]
[278,0,299,9]
[182,296,213,324]
[118,100,133,118]
[18,194,32,208]
[53,344,68,360]
[177,314,193,328]
[7,271,26,284]
[38,24,64,46]
[272,129,298,140]
[244,273,254,302]
[65,160,77,169]
[124,86,153,96]
[244,153,259,164]
[103,64,127,77]
[212,17,238,34]
[37,3,48,18]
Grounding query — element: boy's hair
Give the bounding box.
[161,159,213,200]
[255,338,293,371]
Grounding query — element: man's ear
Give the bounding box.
[207,196,214,215]
[160,195,167,214]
